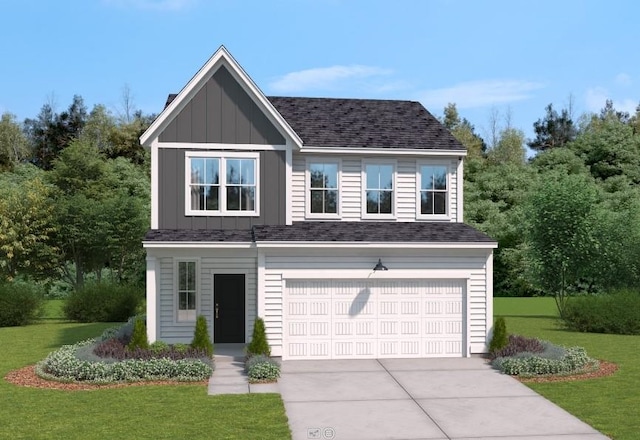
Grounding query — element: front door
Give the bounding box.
[213,274,246,343]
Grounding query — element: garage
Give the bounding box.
[283,279,466,360]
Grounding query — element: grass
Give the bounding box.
[0,319,291,440]
[495,297,640,440]
[41,299,65,320]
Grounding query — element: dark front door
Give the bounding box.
[214,274,246,343]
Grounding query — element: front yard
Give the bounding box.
[0,316,291,440]
[495,297,640,440]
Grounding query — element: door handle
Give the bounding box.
[215,303,219,319]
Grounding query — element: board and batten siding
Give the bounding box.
[157,148,286,229]
[291,153,459,222]
[262,249,492,356]
[156,254,257,343]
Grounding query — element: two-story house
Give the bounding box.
[141,46,497,360]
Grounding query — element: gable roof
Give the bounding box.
[163,94,465,151]
[140,46,302,148]
[144,222,495,245]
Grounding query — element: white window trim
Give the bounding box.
[174,258,200,323]
[361,159,397,220]
[416,160,452,221]
[185,151,260,217]
[305,157,341,220]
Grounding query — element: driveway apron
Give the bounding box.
[278,357,609,440]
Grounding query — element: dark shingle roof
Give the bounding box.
[144,229,253,242]
[144,223,494,244]
[267,97,463,150]
[164,94,464,150]
[254,222,493,243]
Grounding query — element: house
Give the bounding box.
[140,46,497,360]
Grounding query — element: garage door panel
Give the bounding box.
[284,279,466,360]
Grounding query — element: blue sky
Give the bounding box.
[2,0,639,143]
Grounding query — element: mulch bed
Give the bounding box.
[517,360,618,383]
[4,365,207,391]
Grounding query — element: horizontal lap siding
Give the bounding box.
[157,254,257,343]
[291,155,305,221]
[341,159,361,219]
[396,159,416,221]
[264,251,490,355]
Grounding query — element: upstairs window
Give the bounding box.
[308,161,339,216]
[419,165,448,216]
[186,152,259,216]
[364,163,394,216]
[177,260,197,322]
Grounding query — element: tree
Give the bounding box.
[487,128,526,166]
[525,173,601,316]
[442,103,486,159]
[0,113,29,170]
[528,103,577,151]
[0,165,59,280]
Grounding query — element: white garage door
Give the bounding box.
[284,279,465,360]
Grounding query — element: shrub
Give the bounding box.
[563,290,640,335]
[191,315,213,356]
[149,341,169,354]
[128,318,149,350]
[491,340,597,376]
[0,281,43,327]
[245,354,280,383]
[488,317,509,354]
[246,317,270,357]
[93,338,212,364]
[490,334,544,360]
[63,281,143,322]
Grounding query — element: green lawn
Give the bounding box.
[495,297,639,440]
[0,319,291,440]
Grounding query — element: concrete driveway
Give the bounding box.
[279,357,609,440]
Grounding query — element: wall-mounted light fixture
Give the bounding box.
[373,258,388,271]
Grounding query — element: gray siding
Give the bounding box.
[158,148,286,229]
[159,66,285,145]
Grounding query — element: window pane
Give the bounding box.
[433,167,447,190]
[379,165,393,189]
[179,291,187,310]
[191,159,204,184]
[366,164,379,189]
[205,159,219,185]
[187,292,196,310]
[240,159,255,185]
[421,166,433,190]
[421,192,433,215]
[191,186,204,210]
[324,164,338,188]
[179,262,187,290]
[226,159,240,184]
[227,186,240,210]
[325,190,338,213]
[310,190,323,213]
[205,186,219,210]
[434,192,446,214]
[310,164,325,188]
[380,190,392,214]
[366,190,379,213]
[240,187,255,211]
[187,262,196,291]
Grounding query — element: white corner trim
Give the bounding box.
[457,157,464,223]
[139,46,302,148]
[150,140,159,229]
[285,144,293,225]
[145,256,157,342]
[486,251,494,350]
[257,251,266,318]
[299,147,467,157]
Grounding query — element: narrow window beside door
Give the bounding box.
[177,261,196,321]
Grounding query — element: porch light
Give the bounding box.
[373,259,388,271]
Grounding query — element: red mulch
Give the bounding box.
[4,365,207,391]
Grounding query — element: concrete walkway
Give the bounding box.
[207,344,279,395]
[279,357,609,440]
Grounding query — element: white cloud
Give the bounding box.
[419,79,544,109]
[269,65,393,93]
[585,87,638,114]
[102,0,195,11]
[615,73,632,86]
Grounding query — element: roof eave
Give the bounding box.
[298,146,467,156]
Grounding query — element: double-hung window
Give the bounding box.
[186,152,259,216]
[177,260,197,322]
[363,162,395,217]
[419,165,448,216]
[307,161,339,217]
